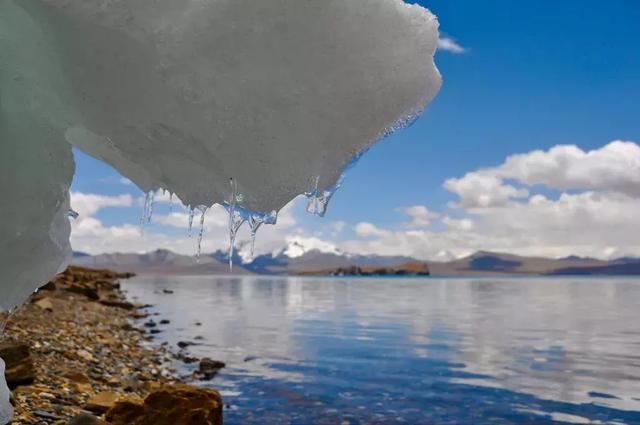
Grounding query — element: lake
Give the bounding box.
[122,276,640,424]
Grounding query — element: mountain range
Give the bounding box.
[72,242,640,276]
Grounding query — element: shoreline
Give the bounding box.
[1,266,222,424]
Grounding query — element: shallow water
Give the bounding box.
[122,276,640,424]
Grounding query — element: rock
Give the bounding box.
[84,391,121,414]
[162,289,174,294]
[174,352,199,364]
[0,341,35,387]
[68,412,109,425]
[121,323,143,333]
[34,297,54,311]
[106,384,222,425]
[198,358,225,380]
[65,372,92,384]
[144,320,157,328]
[39,280,57,291]
[33,409,61,420]
[100,299,135,310]
[159,319,170,325]
[65,284,100,300]
[76,349,96,362]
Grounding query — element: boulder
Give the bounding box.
[106,384,222,425]
[67,412,109,425]
[34,297,54,311]
[0,341,35,388]
[84,391,121,414]
[198,358,225,380]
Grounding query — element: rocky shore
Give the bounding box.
[1,267,222,425]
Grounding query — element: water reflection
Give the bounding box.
[123,276,640,424]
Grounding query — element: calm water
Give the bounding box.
[122,276,640,424]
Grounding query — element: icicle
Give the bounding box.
[147,190,155,223]
[188,207,195,237]
[169,193,174,213]
[247,210,278,262]
[248,218,260,261]
[140,191,152,235]
[304,175,337,217]
[222,179,278,268]
[68,208,79,219]
[225,178,247,271]
[196,207,207,259]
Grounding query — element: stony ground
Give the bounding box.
[0,267,221,425]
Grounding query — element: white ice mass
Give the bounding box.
[0,359,9,424]
[1,0,441,419]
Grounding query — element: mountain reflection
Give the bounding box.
[124,276,640,424]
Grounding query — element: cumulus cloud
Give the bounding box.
[446,141,640,204]
[494,141,640,196]
[282,235,341,258]
[444,174,529,208]
[343,141,640,260]
[442,216,474,231]
[354,222,391,239]
[70,192,133,219]
[437,36,467,54]
[399,205,440,227]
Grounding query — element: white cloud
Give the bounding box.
[354,222,391,239]
[437,36,467,54]
[444,173,529,208]
[442,216,474,231]
[399,205,440,227]
[70,192,133,218]
[446,141,640,205]
[329,221,346,234]
[493,141,640,197]
[343,141,640,261]
[281,235,341,258]
[153,207,228,230]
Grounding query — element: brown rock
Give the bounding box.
[67,412,109,425]
[35,297,54,311]
[85,391,121,414]
[65,284,100,300]
[0,341,35,387]
[198,358,225,380]
[65,371,92,384]
[99,299,135,310]
[39,280,57,291]
[107,384,222,425]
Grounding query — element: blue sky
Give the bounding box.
[70,1,640,260]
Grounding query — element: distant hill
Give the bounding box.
[72,249,250,275]
[428,251,633,276]
[71,247,640,277]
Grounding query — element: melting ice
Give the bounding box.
[0,1,441,421]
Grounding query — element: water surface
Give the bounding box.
[122,276,640,424]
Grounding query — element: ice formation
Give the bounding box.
[0,359,10,425]
[1,1,440,420]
